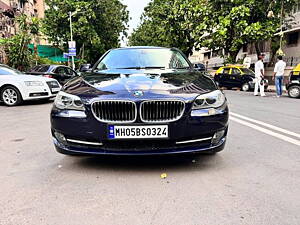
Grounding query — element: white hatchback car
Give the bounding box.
[0,64,61,106]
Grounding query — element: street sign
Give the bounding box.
[63,52,69,58]
[68,48,76,56]
[68,41,76,56]
[68,41,76,49]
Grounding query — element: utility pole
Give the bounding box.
[69,11,75,70]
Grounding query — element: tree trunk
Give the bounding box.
[255,42,261,59]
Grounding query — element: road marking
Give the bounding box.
[230,112,300,139]
[230,116,300,146]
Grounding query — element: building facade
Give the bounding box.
[0,0,46,62]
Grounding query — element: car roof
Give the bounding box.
[37,64,63,67]
[293,63,300,72]
[113,46,171,51]
[0,64,10,68]
[220,65,246,69]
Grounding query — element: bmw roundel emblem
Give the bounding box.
[133,90,144,97]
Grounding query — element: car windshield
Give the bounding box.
[240,68,255,75]
[96,48,190,70]
[0,66,24,75]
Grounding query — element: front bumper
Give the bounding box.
[53,136,227,155]
[22,82,60,100]
[51,103,229,155]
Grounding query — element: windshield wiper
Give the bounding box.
[116,66,166,70]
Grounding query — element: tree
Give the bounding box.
[43,0,129,63]
[130,0,297,62]
[129,0,208,56]
[195,0,298,62]
[0,14,40,70]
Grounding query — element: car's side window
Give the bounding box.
[55,67,66,75]
[223,68,230,74]
[66,68,76,76]
[232,68,241,75]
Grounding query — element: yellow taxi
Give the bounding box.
[287,64,300,98]
[214,65,268,91]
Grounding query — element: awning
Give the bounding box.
[28,44,79,62]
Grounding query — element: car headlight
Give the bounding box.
[54,91,85,111]
[192,90,226,110]
[24,81,44,86]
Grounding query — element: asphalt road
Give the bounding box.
[0,90,299,225]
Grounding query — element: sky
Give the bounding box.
[121,0,151,46]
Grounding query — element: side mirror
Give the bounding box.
[79,64,92,72]
[194,63,205,71]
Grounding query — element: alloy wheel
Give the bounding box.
[2,88,18,106]
[242,83,250,92]
[289,86,300,98]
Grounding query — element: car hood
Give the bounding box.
[63,69,217,101]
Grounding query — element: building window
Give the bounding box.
[204,52,211,60]
[287,32,299,46]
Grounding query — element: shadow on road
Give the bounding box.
[67,154,224,173]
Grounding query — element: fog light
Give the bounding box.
[211,130,225,145]
[54,131,66,143]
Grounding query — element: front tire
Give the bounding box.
[288,86,300,98]
[241,82,250,92]
[1,86,22,106]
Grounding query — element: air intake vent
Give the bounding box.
[91,100,137,123]
[140,100,185,123]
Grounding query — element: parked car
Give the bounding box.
[0,64,61,106]
[286,64,300,98]
[27,65,78,85]
[78,64,92,72]
[193,63,206,71]
[51,46,229,156]
[214,65,269,91]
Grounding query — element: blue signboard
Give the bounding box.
[68,47,76,56]
[63,52,69,58]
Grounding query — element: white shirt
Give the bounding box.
[274,60,286,76]
[255,60,264,78]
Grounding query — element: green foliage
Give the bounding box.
[43,0,129,63]
[36,56,60,65]
[0,14,40,70]
[129,0,297,62]
[129,0,208,56]
[204,0,297,62]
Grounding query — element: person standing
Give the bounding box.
[254,53,266,97]
[273,55,286,97]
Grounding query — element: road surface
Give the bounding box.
[0,90,299,225]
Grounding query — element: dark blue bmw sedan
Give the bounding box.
[51,47,229,155]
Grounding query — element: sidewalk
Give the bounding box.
[266,85,286,92]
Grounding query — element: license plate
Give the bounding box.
[51,88,60,92]
[108,125,168,139]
